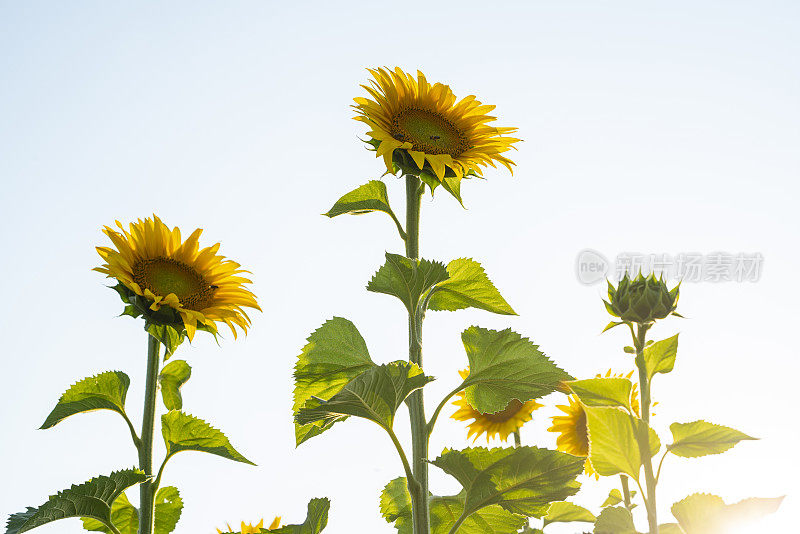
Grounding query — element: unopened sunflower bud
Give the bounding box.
[603,272,680,325]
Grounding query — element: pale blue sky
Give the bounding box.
[1,1,798,533]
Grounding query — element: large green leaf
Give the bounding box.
[567,378,633,410]
[428,258,516,315]
[159,360,191,411]
[431,446,584,520]
[380,478,526,534]
[296,362,433,431]
[293,317,376,446]
[671,493,783,534]
[667,420,756,458]
[585,406,660,481]
[40,371,130,429]
[543,501,595,526]
[324,180,396,218]
[161,411,254,465]
[643,334,679,381]
[6,469,147,534]
[593,506,636,534]
[270,498,330,534]
[459,327,572,413]
[80,486,182,534]
[367,253,449,315]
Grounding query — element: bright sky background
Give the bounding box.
[1,1,798,533]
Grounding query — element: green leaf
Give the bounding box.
[643,334,679,381]
[543,501,595,526]
[600,488,637,508]
[367,253,449,315]
[431,446,584,519]
[6,469,148,534]
[667,420,756,458]
[154,487,183,534]
[41,371,130,429]
[161,411,254,465]
[671,493,783,534]
[593,506,636,534]
[81,492,137,534]
[567,378,633,410]
[324,180,396,219]
[270,498,330,534]
[296,362,433,430]
[159,361,191,411]
[380,478,526,534]
[428,258,516,315]
[293,317,376,446]
[585,406,660,481]
[146,323,184,358]
[459,327,572,413]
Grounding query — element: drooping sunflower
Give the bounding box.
[95,215,260,341]
[548,370,641,477]
[353,67,520,186]
[216,517,281,533]
[451,369,542,443]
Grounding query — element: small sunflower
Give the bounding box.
[95,215,260,341]
[549,370,641,477]
[451,369,542,442]
[353,67,520,185]
[216,517,281,533]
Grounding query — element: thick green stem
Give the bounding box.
[633,323,658,534]
[404,175,430,534]
[620,475,632,510]
[138,333,161,534]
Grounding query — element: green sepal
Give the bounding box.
[146,323,184,359]
[387,148,471,204]
[584,406,660,481]
[380,477,526,534]
[158,360,191,411]
[367,253,449,316]
[566,378,633,411]
[542,501,596,526]
[5,469,148,534]
[428,258,516,315]
[293,318,376,446]
[430,446,584,519]
[296,362,433,431]
[670,493,783,534]
[459,326,572,414]
[40,371,130,429]
[593,506,636,534]
[667,420,756,458]
[161,410,255,465]
[79,486,182,534]
[269,498,330,534]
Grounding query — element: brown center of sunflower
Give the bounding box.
[390,108,470,156]
[132,257,215,311]
[482,399,524,423]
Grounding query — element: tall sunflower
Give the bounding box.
[217,517,281,533]
[451,369,542,443]
[353,67,520,185]
[548,370,641,478]
[95,215,260,341]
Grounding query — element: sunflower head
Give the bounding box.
[451,369,541,443]
[95,216,260,348]
[216,517,281,533]
[548,395,595,478]
[604,272,680,326]
[353,67,520,201]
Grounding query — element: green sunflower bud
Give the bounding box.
[603,272,681,326]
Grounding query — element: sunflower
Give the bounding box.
[549,370,641,477]
[95,215,260,341]
[451,369,542,442]
[216,517,281,533]
[353,67,520,184]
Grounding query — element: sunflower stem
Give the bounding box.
[620,475,632,510]
[513,429,522,448]
[404,174,430,534]
[632,322,658,534]
[138,332,161,534]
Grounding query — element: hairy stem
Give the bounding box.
[404,174,430,534]
[633,323,658,534]
[138,333,161,534]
